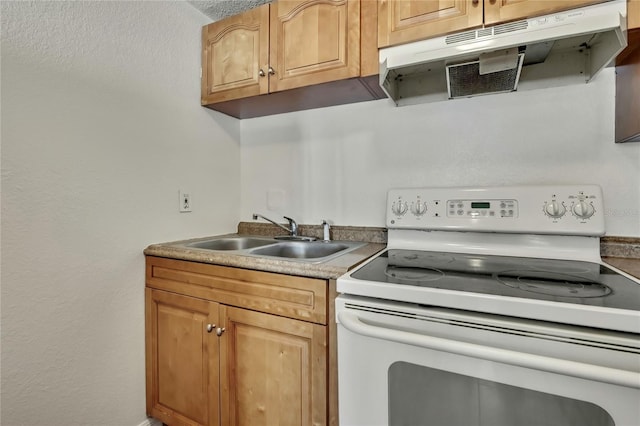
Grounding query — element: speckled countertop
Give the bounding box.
[601,237,640,279]
[144,223,640,280]
[144,223,386,279]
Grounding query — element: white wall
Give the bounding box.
[1,2,240,425]
[240,68,640,237]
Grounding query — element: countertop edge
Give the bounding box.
[144,238,385,280]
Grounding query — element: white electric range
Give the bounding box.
[336,185,640,426]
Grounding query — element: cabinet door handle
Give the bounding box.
[259,69,266,77]
[206,324,216,333]
[268,66,275,75]
[216,327,226,336]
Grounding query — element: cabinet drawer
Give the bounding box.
[146,256,328,324]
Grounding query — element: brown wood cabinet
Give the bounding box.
[201,0,385,119]
[146,289,219,426]
[145,256,332,426]
[615,28,640,142]
[378,0,608,48]
[628,0,640,29]
[201,4,269,104]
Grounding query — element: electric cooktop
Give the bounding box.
[351,249,640,311]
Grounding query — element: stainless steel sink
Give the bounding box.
[186,237,276,251]
[180,236,365,262]
[250,241,351,259]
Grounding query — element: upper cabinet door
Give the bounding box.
[378,0,483,48]
[269,0,361,93]
[201,4,270,104]
[484,0,609,25]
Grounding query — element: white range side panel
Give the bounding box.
[387,185,605,236]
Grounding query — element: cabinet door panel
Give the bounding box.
[378,0,483,48]
[219,305,327,426]
[146,289,219,426]
[484,0,608,25]
[201,4,269,103]
[270,0,360,92]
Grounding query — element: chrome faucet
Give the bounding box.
[321,219,331,242]
[252,213,298,237]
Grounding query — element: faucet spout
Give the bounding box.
[252,213,298,236]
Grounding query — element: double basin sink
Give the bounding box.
[181,236,366,263]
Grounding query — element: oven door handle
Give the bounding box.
[338,310,640,389]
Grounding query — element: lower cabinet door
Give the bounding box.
[219,305,327,426]
[146,289,220,426]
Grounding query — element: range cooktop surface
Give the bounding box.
[351,249,640,311]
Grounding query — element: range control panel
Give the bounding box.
[387,185,605,236]
[446,199,518,218]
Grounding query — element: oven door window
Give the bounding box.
[389,361,615,426]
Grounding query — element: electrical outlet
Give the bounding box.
[179,190,192,213]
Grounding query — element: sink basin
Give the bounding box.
[179,235,365,262]
[186,237,275,251]
[250,241,351,259]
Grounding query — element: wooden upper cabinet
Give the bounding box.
[614,1,640,143]
[270,0,361,92]
[201,0,385,119]
[201,4,269,104]
[202,0,362,105]
[378,0,610,48]
[378,0,483,48]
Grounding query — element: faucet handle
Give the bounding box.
[283,216,298,236]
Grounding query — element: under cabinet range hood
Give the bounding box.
[380,0,627,106]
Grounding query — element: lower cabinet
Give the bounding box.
[145,256,330,426]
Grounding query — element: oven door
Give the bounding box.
[336,295,640,426]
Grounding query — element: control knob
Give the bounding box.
[391,200,408,216]
[544,200,566,218]
[572,200,595,219]
[410,201,427,216]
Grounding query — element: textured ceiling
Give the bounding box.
[187,0,271,21]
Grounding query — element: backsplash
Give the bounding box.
[239,222,639,259]
[237,222,387,243]
[601,236,640,259]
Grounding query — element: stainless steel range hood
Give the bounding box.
[380,0,627,106]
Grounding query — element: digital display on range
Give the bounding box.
[471,202,491,209]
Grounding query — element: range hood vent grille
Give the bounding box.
[445,20,529,45]
[494,20,529,35]
[446,54,525,98]
[445,31,477,44]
